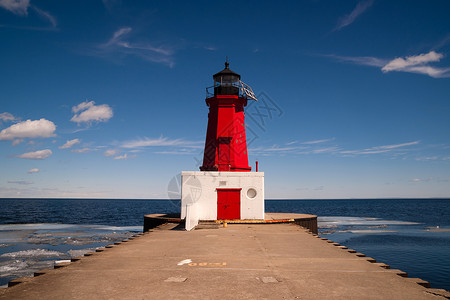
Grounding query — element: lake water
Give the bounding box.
[0,198,449,290]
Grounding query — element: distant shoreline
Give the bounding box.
[0,197,449,200]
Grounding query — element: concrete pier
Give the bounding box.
[1,220,448,299]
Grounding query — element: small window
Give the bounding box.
[247,188,257,199]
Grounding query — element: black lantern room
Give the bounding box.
[213,62,240,96]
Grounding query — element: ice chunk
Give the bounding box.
[318,216,420,227]
[1,249,66,258]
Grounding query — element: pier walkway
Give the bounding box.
[1,222,448,299]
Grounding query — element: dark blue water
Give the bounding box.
[0,198,449,291]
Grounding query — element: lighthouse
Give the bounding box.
[181,62,265,230]
[200,61,252,172]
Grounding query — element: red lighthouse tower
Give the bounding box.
[200,62,257,172]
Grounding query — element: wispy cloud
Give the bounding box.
[59,138,81,149]
[102,0,121,13]
[340,141,419,155]
[31,5,57,28]
[114,153,136,160]
[311,147,339,154]
[433,34,450,51]
[97,27,175,67]
[17,149,52,160]
[333,0,374,32]
[0,0,57,30]
[251,145,299,152]
[154,150,197,155]
[302,138,335,145]
[120,136,202,149]
[415,156,439,161]
[410,177,433,183]
[71,148,90,153]
[250,140,425,158]
[371,141,420,150]
[327,51,450,78]
[0,112,19,123]
[104,149,119,157]
[27,168,39,174]
[325,54,387,67]
[249,145,311,156]
[8,180,33,185]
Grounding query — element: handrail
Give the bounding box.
[205,81,258,101]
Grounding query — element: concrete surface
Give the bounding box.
[1,223,447,300]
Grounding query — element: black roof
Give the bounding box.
[213,61,241,80]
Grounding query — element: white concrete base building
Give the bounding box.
[181,171,264,230]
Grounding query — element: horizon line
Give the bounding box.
[0,197,449,200]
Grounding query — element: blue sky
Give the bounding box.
[1,0,449,199]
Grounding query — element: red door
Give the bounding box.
[217,189,241,220]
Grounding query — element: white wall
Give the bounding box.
[181,171,264,224]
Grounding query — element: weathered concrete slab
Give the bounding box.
[0,223,442,299]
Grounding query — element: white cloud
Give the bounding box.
[327,51,450,78]
[333,0,374,32]
[415,156,439,161]
[340,141,419,155]
[27,168,39,174]
[302,138,335,145]
[120,136,202,149]
[383,51,442,71]
[382,51,450,78]
[17,149,52,160]
[0,119,56,140]
[311,147,339,154]
[0,0,30,15]
[71,148,90,153]
[0,112,18,123]
[255,146,298,152]
[340,149,390,155]
[371,141,420,150]
[104,149,119,156]
[99,27,175,67]
[71,101,113,124]
[249,145,310,156]
[59,138,81,149]
[8,180,33,185]
[0,1,57,31]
